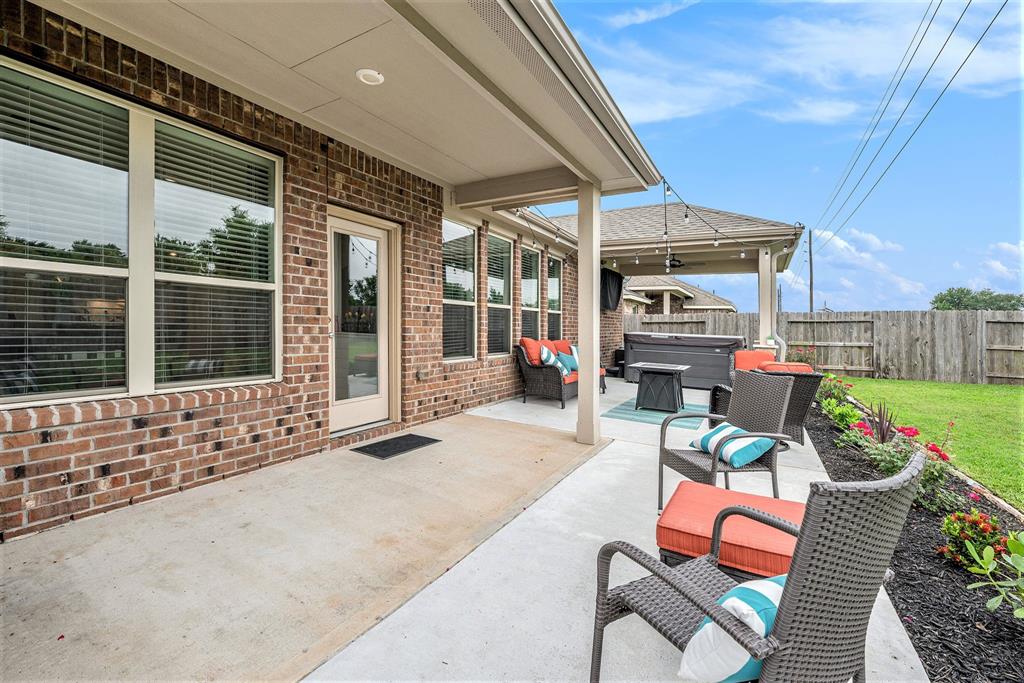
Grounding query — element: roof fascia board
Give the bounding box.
[512,0,660,187]
[384,0,599,186]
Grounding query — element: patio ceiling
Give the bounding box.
[40,0,659,204]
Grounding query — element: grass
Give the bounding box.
[841,377,1024,510]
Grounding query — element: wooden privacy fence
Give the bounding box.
[622,310,1024,385]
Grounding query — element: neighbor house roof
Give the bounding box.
[549,202,796,243]
[622,289,653,305]
[626,275,737,311]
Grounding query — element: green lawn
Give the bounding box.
[841,377,1024,510]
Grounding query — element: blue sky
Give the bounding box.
[547,0,1022,312]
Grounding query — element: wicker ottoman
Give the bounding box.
[657,481,806,579]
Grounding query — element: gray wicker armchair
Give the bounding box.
[711,369,824,446]
[659,370,794,509]
[514,345,605,409]
[591,451,926,682]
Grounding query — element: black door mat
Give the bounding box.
[352,434,440,460]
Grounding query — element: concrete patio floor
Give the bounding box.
[0,414,605,681]
[311,378,929,681]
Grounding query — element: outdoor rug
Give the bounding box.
[352,434,440,459]
[601,400,709,430]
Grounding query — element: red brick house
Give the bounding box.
[0,0,663,539]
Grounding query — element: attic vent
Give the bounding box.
[467,0,629,177]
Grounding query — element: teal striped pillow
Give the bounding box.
[538,344,569,376]
[679,575,787,682]
[690,422,774,468]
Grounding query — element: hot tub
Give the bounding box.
[623,332,746,390]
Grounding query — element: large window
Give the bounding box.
[442,219,475,360]
[520,247,540,340]
[486,235,512,355]
[0,62,280,404]
[547,256,562,340]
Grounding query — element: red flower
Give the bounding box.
[896,426,920,438]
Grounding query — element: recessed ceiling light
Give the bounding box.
[356,68,384,86]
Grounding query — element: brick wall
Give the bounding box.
[600,297,624,368]
[0,1,577,540]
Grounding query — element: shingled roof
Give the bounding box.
[549,202,795,242]
[626,275,736,311]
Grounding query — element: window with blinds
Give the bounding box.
[547,257,562,341]
[520,247,540,341]
[0,65,129,267]
[155,282,272,385]
[442,220,475,359]
[0,62,280,405]
[0,269,126,398]
[487,235,511,354]
[155,122,275,282]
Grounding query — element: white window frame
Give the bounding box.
[441,218,477,362]
[0,58,283,409]
[485,233,513,356]
[519,245,541,340]
[547,254,563,340]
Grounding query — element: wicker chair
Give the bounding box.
[711,369,824,446]
[591,451,926,682]
[514,346,605,409]
[659,370,794,509]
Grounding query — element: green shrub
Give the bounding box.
[816,373,852,403]
[861,435,960,512]
[939,508,1004,566]
[965,531,1024,619]
[821,397,862,429]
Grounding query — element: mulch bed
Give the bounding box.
[805,408,1024,682]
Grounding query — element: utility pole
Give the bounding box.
[808,229,814,313]
[778,284,783,313]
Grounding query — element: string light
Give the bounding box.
[612,258,617,268]
[634,255,639,265]
[684,209,690,225]
[740,249,746,259]
[713,238,719,248]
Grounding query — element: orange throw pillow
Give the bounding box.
[552,339,572,355]
[735,350,775,371]
[519,337,543,365]
[540,339,559,356]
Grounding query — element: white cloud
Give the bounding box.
[982,259,1015,280]
[993,241,1023,259]
[839,277,856,289]
[604,1,699,30]
[762,98,860,124]
[952,260,962,270]
[779,270,809,293]
[847,227,903,252]
[814,229,926,296]
[599,67,762,124]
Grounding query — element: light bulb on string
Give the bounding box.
[740,249,746,259]
[634,255,639,265]
[612,258,617,268]
[713,237,719,248]
[684,209,690,225]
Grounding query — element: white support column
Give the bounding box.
[757,247,773,345]
[662,291,671,314]
[576,180,601,445]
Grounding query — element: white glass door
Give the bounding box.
[329,217,389,432]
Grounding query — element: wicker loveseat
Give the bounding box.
[515,344,606,409]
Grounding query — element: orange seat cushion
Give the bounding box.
[734,350,775,371]
[657,482,806,577]
[519,337,543,365]
[561,369,604,384]
[758,361,814,374]
[552,339,572,355]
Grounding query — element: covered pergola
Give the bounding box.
[544,201,804,349]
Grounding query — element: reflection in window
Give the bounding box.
[0,65,129,267]
[547,257,562,340]
[442,220,475,358]
[334,233,379,402]
[487,235,511,354]
[154,122,274,282]
[0,269,126,399]
[520,247,540,340]
[155,282,272,386]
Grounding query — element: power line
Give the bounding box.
[811,0,941,232]
[815,0,1009,258]
[817,0,975,238]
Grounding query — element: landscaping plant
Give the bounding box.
[965,530,1024,620]
[938,509,1005,566]
[816,373,852,404]
[820,397,862,429]
[866,401,898,443]
[787,345,817,367]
